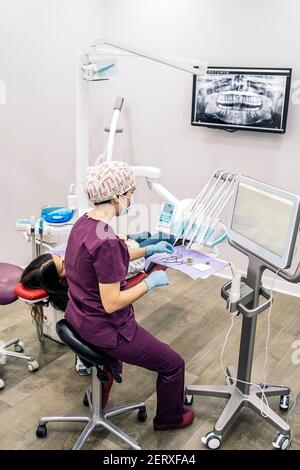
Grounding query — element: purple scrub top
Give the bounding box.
[64,214,137,349]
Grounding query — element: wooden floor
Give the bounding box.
[1,270,300,450]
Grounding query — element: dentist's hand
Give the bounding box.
[143,270,170,292]
[145,241,174,258]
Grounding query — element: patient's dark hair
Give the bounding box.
[21,254,69,312]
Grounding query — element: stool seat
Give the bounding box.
[56,319,114,369]
[0,263,23,305]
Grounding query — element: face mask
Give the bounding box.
[119,194,135,216]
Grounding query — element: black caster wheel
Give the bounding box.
[202,431,222,450]
[184,393,194,406]
[137,407,147,422]
[83,391,91,407]
[279,394,290,411]
[36,424,47,438]
[272,432,291,450]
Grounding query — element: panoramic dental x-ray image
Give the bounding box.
[194,72,287,131]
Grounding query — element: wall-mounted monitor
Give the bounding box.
[192,67,292,133]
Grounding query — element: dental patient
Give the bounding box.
[20,232,172,409]
[20,235,150,312]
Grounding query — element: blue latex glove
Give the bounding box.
[144,270,170,292]
[145,241,174,258]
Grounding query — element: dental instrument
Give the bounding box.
[38,218,43,256]
[146,246,227,280]
[228,262,241,310]
[158,253,194,265]
[30,216,36,259]
[178,171,237,249]
[158,253,186,264]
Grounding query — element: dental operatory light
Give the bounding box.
[75,36,207,214]
[82,37,207,81]
[81,58,118,81]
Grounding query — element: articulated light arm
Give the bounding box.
[131,166,179,205]
[75,37,207,214]
[89,37,207,75]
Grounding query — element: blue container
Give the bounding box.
[42,206,74,224]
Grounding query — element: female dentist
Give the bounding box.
[64,161,195,430]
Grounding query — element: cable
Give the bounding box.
[220,311,235,374]
[220,268,296,422]
[220,314,271,417]
[260,269,279,417]
[287,391,297,434]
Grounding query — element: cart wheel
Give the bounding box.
[201,431,222,450]
[14,341,24,353]
[28,360,39,372]
[272,432,291,450]
[0,379,4,390]
[279,394,290,411]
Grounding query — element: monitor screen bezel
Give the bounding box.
[191,67,292,134]
[227,176,300,269]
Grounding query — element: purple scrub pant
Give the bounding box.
[106,324,185,425]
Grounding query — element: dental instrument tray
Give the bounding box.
[145,245,227,280]
[42,207,74,224]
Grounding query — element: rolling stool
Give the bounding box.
[36,319,147,450]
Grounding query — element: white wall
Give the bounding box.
[0,0,106,266]
[1,0,300,296]
[101,0,300,295]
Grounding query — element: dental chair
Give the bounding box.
[14,283,50,344]
[14,260,165,344]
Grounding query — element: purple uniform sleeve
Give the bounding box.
[92,238,129,284]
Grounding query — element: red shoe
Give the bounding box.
[102,369,114,409]
[153,408,195,431]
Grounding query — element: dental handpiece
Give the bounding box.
[30,216,36,259]
[39,217,44,255]
[228,262,241,305]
